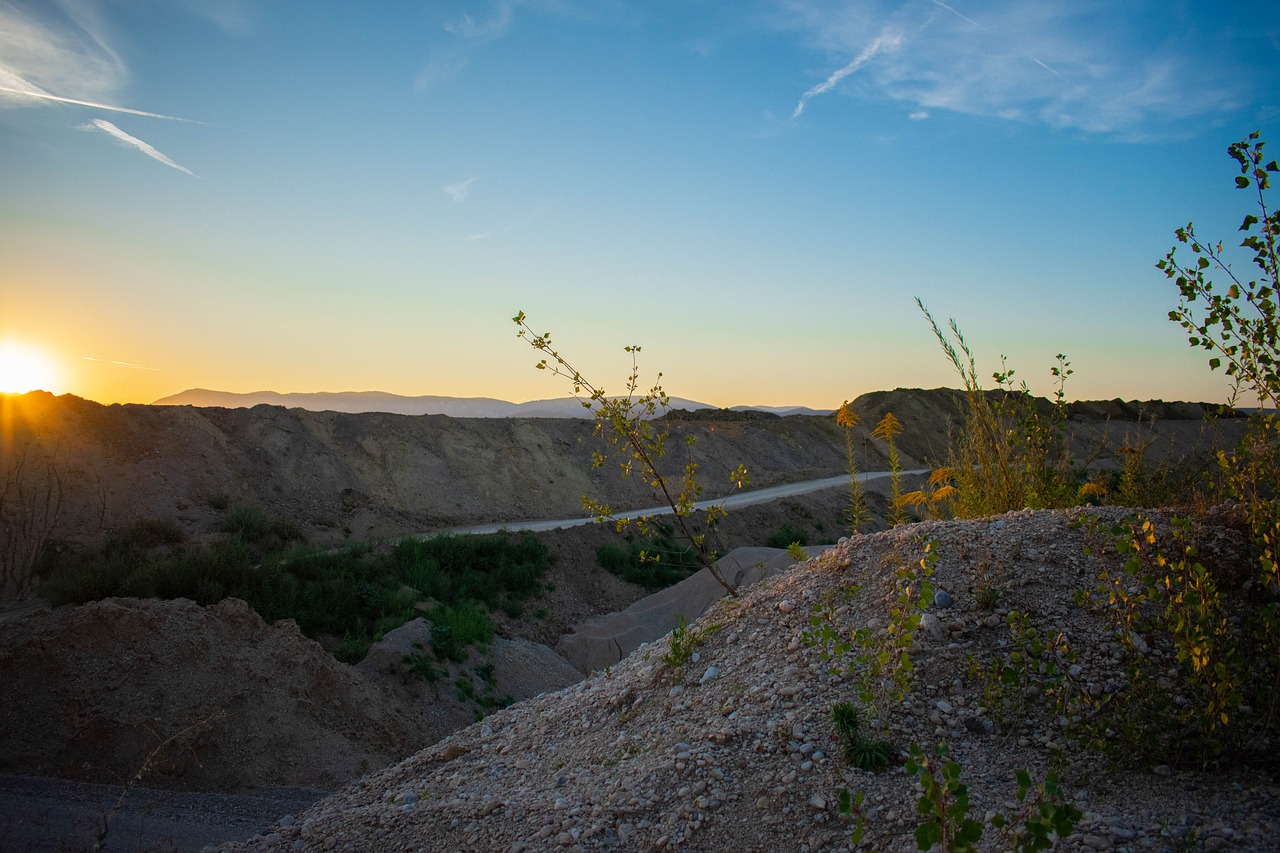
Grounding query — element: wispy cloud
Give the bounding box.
[0,76,198,122]
[174,0,259,35]
[792,28,901,118]
[86,119,199,177]
[416,2,515,92]
[772,0,1271,137]
[444,177,477,201]
[443,3,514,40]
[81,356,161,371]
[0,2,121,104]
[1,0,203,171]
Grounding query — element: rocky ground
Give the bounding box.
[218,507,1279,853]
[0,390,1265,850]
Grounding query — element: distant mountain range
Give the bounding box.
[151,389,834,418]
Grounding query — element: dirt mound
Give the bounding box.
[4,388,1242,565]
[0,597,474,792]
[1,393,858,552]
[220,508,1278,852]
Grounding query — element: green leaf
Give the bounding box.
[916,820,942,850]
[1236,176,1251,188]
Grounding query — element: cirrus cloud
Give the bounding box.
[773,0,1275,138]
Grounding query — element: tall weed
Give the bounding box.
[916,298,1076,516]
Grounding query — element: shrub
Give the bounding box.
[428,600,495,663]
[765,522,808,549]
[39,526,546,664]
[595,526,703,591]
[916,299,1077,516]
[1159,131,1279,411]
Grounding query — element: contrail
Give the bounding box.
[929,0,981,29]
[87,119,199,177]
[0,84,202,123]
[793,30,902,118]
[81,356,162,371]
[929,0,1066,81]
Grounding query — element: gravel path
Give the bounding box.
[439,470,927,535]
[0,774,328,852]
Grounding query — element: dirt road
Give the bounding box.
[0,773,327,852]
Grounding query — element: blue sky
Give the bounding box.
[1,0,1277,408]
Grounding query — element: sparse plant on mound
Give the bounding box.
[661,613,720,673]
[872,411,909,525]
[905,743,1081,853]
[1158,131,1280,584]
[836,400,870,534]
[513,311,749,595]
[830,701,895,772]
[805,538,936,724]
[916,298,1077,516]
[1076,514,1275,766]
[972,609,1100,738]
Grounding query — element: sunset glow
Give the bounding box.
[0,340,60,395]
[1,4,1276,408]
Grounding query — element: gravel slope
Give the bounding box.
[220,507,1279,853]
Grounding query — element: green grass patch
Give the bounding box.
[38,523,550,665]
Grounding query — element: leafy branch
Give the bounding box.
[513,311,746,595]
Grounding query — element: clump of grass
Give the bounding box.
[220,503,302,545]
[831,702,895,773]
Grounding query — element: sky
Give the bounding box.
[1,0,1278,410]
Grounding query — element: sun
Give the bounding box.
[0,340,61,395]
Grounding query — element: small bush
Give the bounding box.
[766,523,809,549]
[595,528,703,592]
[428,600,495,663]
